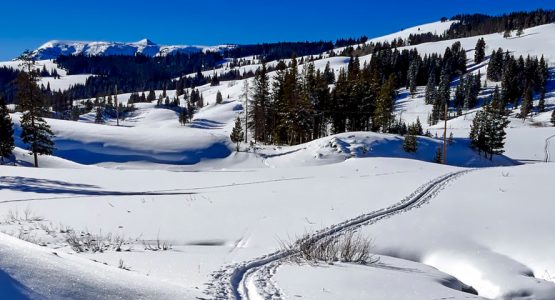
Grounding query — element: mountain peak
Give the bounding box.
[136,38,156,46]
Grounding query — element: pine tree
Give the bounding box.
[178,106,188,125]
[250,61,270,143]
[433,148,443,163]
[403,134,417,153]
[490,85,502,111]
[374,74,396,132]
[487,49,504,81]
[454,82,464,111]
[551,109,555,126]
[216,91,223,104]
[414,117,423,135]
[520,85,533,120]
[147,90,156,102]
[485,104,509,159]
[408,59,419,97]
[474,38,486,64]
[469,110,486,154]
[503,29,512,39]
[516,27,524,37]
[0,97,14,163]
[70,105,80,121]
[448,132,454,145]
[187,100,195,122]
[17,51,55,168]
[500,56,518,108]
[323,61,335,84]
[230,116,243,151]
[95,106,104,124]
[425,72,436,105]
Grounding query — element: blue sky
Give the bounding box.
[1,0,555,60]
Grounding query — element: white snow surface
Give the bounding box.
[0,59,92,91]
[0,232,195,299]
[1,18,555,300]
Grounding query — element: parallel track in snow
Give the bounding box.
[207,169,472,300]
[544,135,555,163]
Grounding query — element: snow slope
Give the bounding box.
[2,17,555,300]
[349,162,555,299]
[0,158,464,297]
[0,59,92,91]
[0,232,196,299]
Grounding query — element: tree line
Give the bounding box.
[242,40,468,146]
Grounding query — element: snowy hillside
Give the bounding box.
[2,12,555,300]
[0,59,92,91]
[32,39,234,60]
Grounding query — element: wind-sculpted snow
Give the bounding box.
[0,233,196,299]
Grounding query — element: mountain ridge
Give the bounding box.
[32,39,235,60]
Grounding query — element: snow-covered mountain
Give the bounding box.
[31,39,235,59]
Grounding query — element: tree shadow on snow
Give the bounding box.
[0,177,196,203]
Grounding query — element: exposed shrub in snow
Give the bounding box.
[65,230,129,253]
[285,231,378,265]
[142,236,172,251]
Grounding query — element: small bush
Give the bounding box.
[65,230,130,253]
[285,230,378,265]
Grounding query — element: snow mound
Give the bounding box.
[0,232,195,299]
[261,132,516,168]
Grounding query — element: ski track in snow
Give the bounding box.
[544,135,555,162]
[206,169,473,300]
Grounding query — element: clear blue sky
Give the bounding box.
[1,0,555,60]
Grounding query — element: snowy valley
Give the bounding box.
[1,10,555,300]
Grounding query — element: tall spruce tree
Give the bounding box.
[474,38,486,64]
[17,51,55,167]
[0,96,14,163]
[403,134,417,153]
[486,48,504,81]
[486,103,509,160]
[249,62,270,143]
[425,72,436,105]
[230,116,243,151]
[520,85,533,120]
[407,59,419,97]
[216,91,223,104]
[373,74,396,132]
[95,105,104,124]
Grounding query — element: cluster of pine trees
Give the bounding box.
[223,41,335,62]
[447,9,555,39]
[243,40,467,146]
[469,87,509,160]
[396,9,555,48]
[487,48,549,118]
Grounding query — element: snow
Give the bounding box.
[274,257,482,300]
[334,20,458,54]
[0,232,196,299]
[0,59,92,91]
[352,162,555,298]
[32,39,235,60]
[1,18,555,299]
